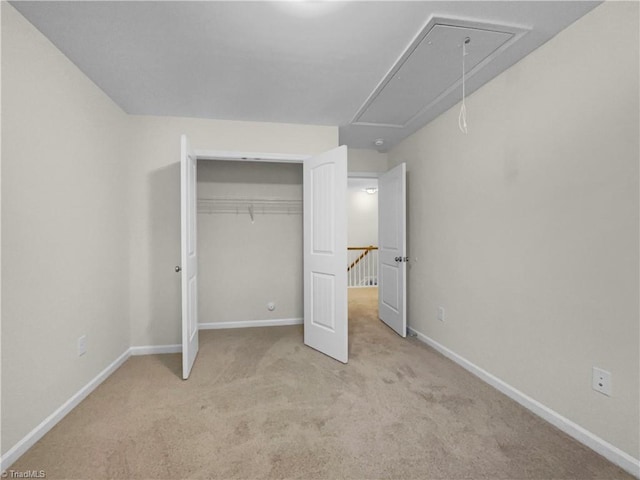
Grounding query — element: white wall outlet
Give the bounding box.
[77,335,87,357]
[592,367,611,396]
[437,306,445,322]
[267,302,276,312]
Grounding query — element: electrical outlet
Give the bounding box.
[77,335,87,357]
[437,306,445,322]
[592,367,611,396]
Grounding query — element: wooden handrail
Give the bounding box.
[347,245,377,272]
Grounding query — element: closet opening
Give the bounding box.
[197,160,304,331]
[181,139,349,377]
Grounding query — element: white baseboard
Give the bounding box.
[0,348,131,472]
[0,343,184,470]
[7,329,636,478]
[408,326,640,479]
[199,317,303,330]
[130,344,181,355]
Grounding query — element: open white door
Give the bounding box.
[181,134,199,379]
[303,146,348,363]
[378,163,407,337]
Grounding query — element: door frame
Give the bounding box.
[195,150,310,164]
[187,148,309,352]
[347,167,407,337]
[191,150,311,324]
[348,171,380,180]
[346,171,381,292]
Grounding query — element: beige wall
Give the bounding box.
[388,2,639,459]
[1,3,131,454]
[347,148,388,173]
[127,115,337,346]
[198,161,303,324]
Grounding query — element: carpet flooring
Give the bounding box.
[10,288,632,479]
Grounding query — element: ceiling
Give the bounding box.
[11,1,600,152]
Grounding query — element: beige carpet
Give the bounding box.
[11,288,632,479]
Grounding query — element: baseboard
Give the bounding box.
[0,343,185,470]
[408,327,640,478]
[129,344,181,355]
[199,317,303,330]
[8,329,636,477]
[0,348,131,472]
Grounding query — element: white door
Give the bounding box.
[303,146,348,363]
[181,134,199,379]
[378,163,407,337]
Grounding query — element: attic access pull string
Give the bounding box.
[458,37,470,134]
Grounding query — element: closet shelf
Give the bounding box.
[197,197,302,216]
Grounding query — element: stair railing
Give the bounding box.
[347,246,378,287]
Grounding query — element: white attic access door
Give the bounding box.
[180,135,348,379]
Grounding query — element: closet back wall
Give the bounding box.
[198,162,303,326]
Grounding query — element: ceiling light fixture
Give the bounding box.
[364,187,378,195]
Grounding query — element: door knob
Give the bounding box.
[175,266,181,273]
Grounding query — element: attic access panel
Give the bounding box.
[353,22,518,127]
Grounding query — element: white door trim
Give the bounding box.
[187,146,348,365]
[348,171,380,179]
[195,149,310,163]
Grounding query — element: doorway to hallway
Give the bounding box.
[347,177,379,288]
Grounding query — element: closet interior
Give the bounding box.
[197,160,304,327]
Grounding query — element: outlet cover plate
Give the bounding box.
[592,367,611,396]
[77,335,87,357]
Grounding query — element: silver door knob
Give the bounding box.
[175,266,181,273]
